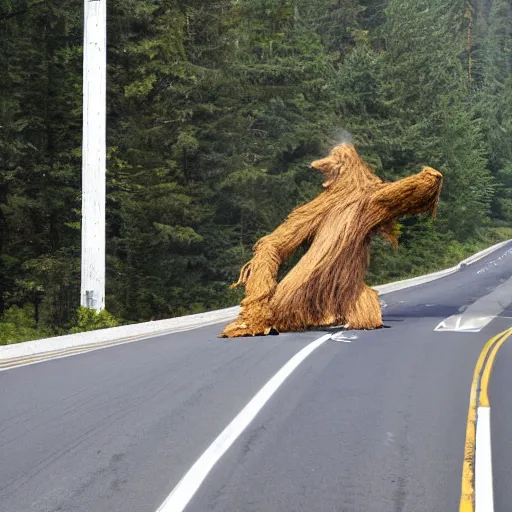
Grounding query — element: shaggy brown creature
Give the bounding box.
[220,143,443,338]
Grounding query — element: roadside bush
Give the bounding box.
[68,307,120,334]
[0,305,54,345]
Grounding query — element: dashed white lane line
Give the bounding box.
[155,333,332,512]
[475,407,494,512]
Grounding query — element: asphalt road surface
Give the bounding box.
[2,243,512,512]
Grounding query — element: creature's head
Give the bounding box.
[311,143,380,189]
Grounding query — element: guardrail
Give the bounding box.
[1,239,511,370]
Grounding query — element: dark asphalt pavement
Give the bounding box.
[1,243,512,512]
[490,334,512,512]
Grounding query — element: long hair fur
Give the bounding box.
[220,143,442,337]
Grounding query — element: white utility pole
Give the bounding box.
[81,0,106,312]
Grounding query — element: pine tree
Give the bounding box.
[0,1,82,328]
[381,0,493,239]
[2,0,512,341]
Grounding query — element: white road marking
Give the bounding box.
[155,333,332,512]
[476,247,512,274]
[434,274,512,332]
[475,406,494,512]
[330,332,357,342]
[385,432,395,446]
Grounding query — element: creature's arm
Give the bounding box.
[370,167,443,224]
[221,200,324,337]
[232,203,321,299]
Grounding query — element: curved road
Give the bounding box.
[2,244,512,512]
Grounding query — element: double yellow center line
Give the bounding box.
[459,327,512,511]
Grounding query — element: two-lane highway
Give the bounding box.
[2,243,512,512]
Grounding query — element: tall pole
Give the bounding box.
[81,0,106,312]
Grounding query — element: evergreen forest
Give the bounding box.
[1,0,512,343]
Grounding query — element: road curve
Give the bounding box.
[1,243,512,512]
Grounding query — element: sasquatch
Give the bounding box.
[220,143,443,338]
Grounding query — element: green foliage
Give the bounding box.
[2,0,512,343]
[0,305,54,345]
[68,307,120,334]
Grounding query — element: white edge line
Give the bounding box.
[155,333,332,512]
[475,406,494,512]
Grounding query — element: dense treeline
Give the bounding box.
[1,0,512,341]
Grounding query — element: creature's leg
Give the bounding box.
[270,280,343,332]
[344,285,382,330]
[319,312,338,326]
